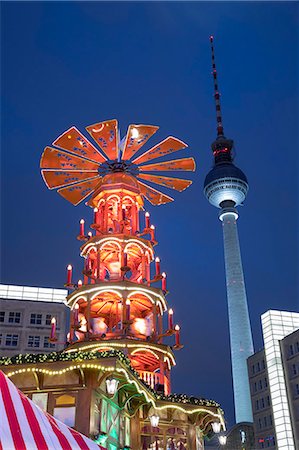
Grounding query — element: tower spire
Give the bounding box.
[210,35,224,137]
[209,36,234,165]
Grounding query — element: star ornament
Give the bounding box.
[40,119,196,206]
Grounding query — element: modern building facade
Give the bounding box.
[0,284,68,356]
[247,350,276,448]
[204,36,254,424]
[248,310,299,450]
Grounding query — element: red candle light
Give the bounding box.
[125,299,131,321]
[145,211,150,229]
[80,219,85,236]
[67,264,72,284]
[168,308,173,330]
[93,207,100,225]
[50,317,56,340]
[162,272,167,291]
[88,231,92,239]
[77,279,82,288]
[74,303,79,325]
[155,257,160,276]
[175,324,180,346]
[124,251,128,267]
[150,225,155,241]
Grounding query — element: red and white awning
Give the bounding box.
[0,371,106,450]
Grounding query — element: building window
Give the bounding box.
[0,311,5,322]
[262,359,265,370]
[269,415,273,426]
[30,313,42,325]
[8,312,21,324]
[257,362,261,372]
[43,336,55,349]
[261,398,265,408]
[264,416,267,427]
[289,344,294,356]
[259,379,263,390]
[264,377,268,388]
[295,384,299,396]
[28,335,40,348]
[267,395,270,406]
[252,365,255,374]
[5,334,19,347]
[0,333,2,345]
[45,314,52,326]
[258,418,262,429]
[254,382,257,392]
[255,399,259,410]
[292,364,297,376]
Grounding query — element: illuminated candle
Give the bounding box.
[155,257,160,276]
[80,219,85,236]
[125,299,131,321]
[124,251,128,267]
[88,231,92,238]
[162,272,167,291]
[67,264,72,284]
[74,303,79,324]
[93,207,100,225]
[77,279,82,288]
[50,317,56,340]
[175,324,180,346]
[145,211,150,228]
[150,225,155,241]
[168,308,173,330]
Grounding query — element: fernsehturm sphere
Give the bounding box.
[204,36,254,424]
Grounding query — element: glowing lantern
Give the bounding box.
[212,422,221,433]
[150,414,160,427]
[219,435,227,445]
[106,378,119,395]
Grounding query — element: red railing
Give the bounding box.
[139,370,171,395]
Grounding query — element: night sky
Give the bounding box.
[1,2,298,427]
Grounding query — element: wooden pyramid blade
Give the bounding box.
[86,119,119,160]
[132,136,187,165]
[57,178,101,206]
[139,157,196,172]
[137,181,174,206]
[41,170,99,190]
[121,124,159,161]
[40,147,100,171]
[137,173,192,192]
[52,127,107,164]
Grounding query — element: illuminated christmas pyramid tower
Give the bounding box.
[41,119,196,395]
[0,119,225,450]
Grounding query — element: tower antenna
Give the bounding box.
[210,35,224,137]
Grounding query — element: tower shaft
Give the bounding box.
[220,207,254,423]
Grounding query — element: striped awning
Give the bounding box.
[0,371,106,450]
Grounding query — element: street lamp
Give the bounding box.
[105,378,119,395]
[212,422,221,433]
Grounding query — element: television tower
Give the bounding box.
[204,36,254,423]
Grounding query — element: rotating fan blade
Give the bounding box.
[132,137,187,165]
[137,173,192,192]
[41,170,99,190]
[40,147,100,171]
[139,157,196,172]
[52,127,107,164]
[86,119,119,160]
[138,181,174,206]
[57,178,102,206]
[121,124,159,161]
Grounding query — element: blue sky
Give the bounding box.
[1,1,298,426]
